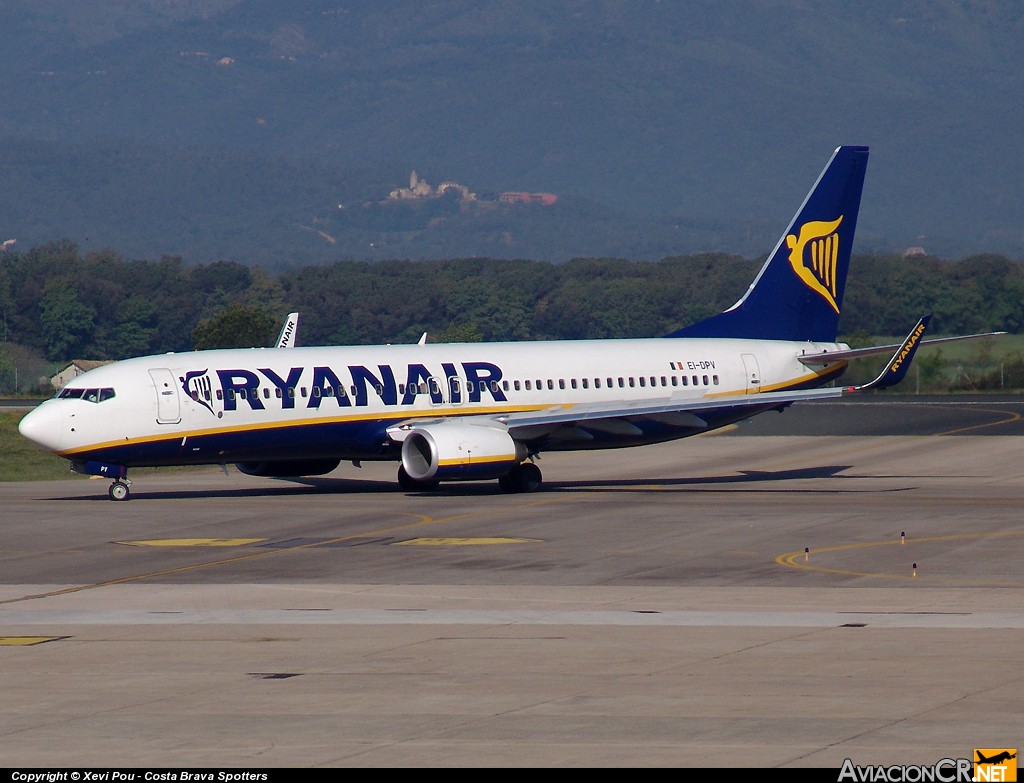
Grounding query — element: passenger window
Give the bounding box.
[263,388,270,399]
[581,378,588,389]
[217,389,224,400]
[703,375,709,385]
[431,379,441,394]
[524,380,532,390]
[638,377,646,387]
[629,378,636,387]
[514,380,521,391]
[713,375,720,385]
[671,376,678,387]
[692,376,698,386]
[558,379,566,390]
[681,376,688,386]
[502,380,509,392]
[595,378,602,389]
[312,387,321,398]
[287,387,295,398]
[547,380,554,390]
[618,378,624,388]
[660,376,667,386]
[491,380,499,393]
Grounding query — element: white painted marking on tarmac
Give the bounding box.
[2,609,1022,628]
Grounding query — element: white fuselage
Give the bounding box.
[20,336,847,469]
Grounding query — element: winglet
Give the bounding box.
[849,315,931,392]
[276,312,299,348]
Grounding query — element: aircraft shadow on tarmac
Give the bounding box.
[47,463,936,501]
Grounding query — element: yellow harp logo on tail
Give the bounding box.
[786,216,843,314]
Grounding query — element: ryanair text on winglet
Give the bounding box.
[889,321,927,375]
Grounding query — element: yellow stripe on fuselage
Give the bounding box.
[55,364,846,459]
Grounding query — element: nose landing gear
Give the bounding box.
[108,478,132,501]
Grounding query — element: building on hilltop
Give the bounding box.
[499,192,558,205]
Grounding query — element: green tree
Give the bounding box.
[105,295,158,358]
[432,322,483,343]
[192,304,277,350]
[39,280,97,360]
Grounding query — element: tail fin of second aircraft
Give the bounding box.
[669,145,869,343]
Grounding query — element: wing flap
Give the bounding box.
[497,386,844,433]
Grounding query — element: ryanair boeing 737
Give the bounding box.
[18,146,1002,500]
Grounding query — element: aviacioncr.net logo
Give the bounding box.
[838,757,972,782]
[974,749,1017,782]
[787,215,843,314]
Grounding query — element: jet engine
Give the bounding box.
[400,422,527,482]
[235,458,341,477]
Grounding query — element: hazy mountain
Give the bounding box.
[1,0,1022,265]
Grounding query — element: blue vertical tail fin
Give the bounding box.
[668,145,869,342]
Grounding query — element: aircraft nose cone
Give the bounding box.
[18,402,64,452]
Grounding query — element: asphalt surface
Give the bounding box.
[1,395,1022,769]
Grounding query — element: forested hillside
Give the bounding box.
[2,241,1021,394]
[2,2,1023,262]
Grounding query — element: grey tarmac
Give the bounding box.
[1,396,1022,768]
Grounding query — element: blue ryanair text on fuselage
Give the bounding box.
[188,361,507,413]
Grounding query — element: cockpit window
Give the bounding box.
[58,387,116,403]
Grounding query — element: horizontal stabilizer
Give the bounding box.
[800,330,1006,364]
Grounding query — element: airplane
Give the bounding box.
[18,145,1005,501]
[976,751,1017,765]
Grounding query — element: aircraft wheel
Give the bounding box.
[397,465,439,492]
[499,462,543,494]
[108,480,130,501]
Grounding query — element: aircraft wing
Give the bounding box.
[497,386,844,433]
[387,316,945,444]
[386,385,845,444]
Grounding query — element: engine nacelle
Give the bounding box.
[235,458,341,477]
[401,422,526,482]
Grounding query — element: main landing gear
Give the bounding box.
[108,478,132,501]
[498,462,543,494]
